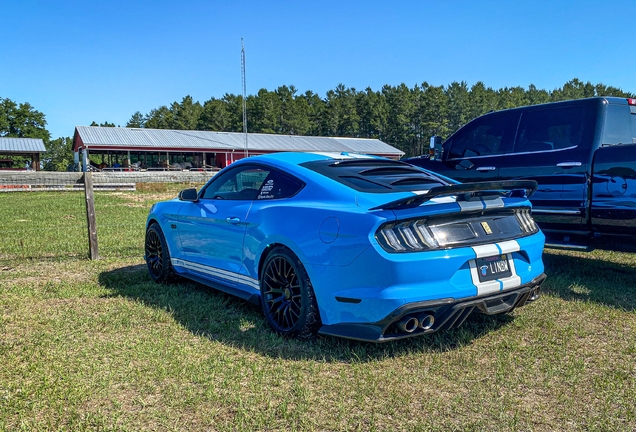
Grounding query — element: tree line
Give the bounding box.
[1,78,634,171]
[126,78,634,157]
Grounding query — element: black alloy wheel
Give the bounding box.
[145,224,175,283]
[260,247,320,338]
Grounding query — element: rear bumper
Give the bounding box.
[311,233,545,326]
[318,273,546,342]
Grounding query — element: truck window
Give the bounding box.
[446,114,516,159]
[514,106,585,153]
[630,106,636,144]
[602,104,632,145]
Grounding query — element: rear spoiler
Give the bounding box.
[370,180,538,211]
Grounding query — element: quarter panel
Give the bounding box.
[242,200,384,281]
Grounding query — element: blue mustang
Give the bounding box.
[145,152,546,341]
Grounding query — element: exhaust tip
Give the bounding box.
[417,314,435,330]
[529,287,541,302]
[397,316,419,333]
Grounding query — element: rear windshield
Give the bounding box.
[300,159,450,194]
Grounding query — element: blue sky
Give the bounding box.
[2,0,634,139]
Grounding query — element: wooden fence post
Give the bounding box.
[83,172,99,259]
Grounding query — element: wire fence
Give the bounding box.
[0,171,213,263]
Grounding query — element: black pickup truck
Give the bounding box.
[405,97,636,250]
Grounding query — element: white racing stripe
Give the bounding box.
[312,152,374,160]
[429,196,456,204]
[486,197,505,208]
[172,258,260,290]
[470,240,521,296]
[500,258,521,290]
[472,244,500,258]
[468,260,501,295]
[497,240,520,254]
[458,200,484,211]
[458,196,505,212]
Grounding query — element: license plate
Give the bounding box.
[475,254,512,282]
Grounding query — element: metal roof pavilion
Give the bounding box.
[0,137,46,153]
[0,137,46,171]
[73,126,404,158]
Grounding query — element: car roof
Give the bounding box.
[234,152,451,196]
[251,151,382,165]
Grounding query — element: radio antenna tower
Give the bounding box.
[241,38,248,157]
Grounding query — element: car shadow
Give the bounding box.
[99,264,518,363]
[542,250,636,312]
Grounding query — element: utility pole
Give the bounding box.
[241,37,248,157]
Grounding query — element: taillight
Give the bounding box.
[515,208,538,234]
[377,220,438,252]
[627,98,636,106]
[375,208,539,253]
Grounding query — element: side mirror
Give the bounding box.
[178,188,198,202]
[455,159,474,170]
[429,136,443,160]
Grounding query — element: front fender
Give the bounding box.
[145,200,182,259]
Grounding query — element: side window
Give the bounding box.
[447,114,515,159]
[602,104,632,145]
[514,106,585,152]
[632,108,636,144]
[256,170,304,200]
[201,166,270,200]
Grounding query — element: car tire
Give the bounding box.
[145,223,175,283]
[260,247,321,339]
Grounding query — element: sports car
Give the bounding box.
[145,152,546,342]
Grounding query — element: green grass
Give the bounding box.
[0,183,201,260]
[1,189,635,431]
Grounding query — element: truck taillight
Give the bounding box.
[627,98,636,106]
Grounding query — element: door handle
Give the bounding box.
[226,217,241,224]
[476,166,496,172]
[556,162,582,168]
